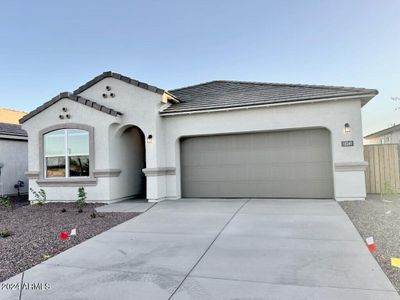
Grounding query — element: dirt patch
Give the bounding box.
[0,203,138,282]
[340,195,400,293]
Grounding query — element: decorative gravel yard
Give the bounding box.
[340,195,400,293]
[0,197,138,282]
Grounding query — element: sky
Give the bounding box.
[0,0,399,135]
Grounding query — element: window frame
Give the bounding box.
[44,129,90,179]
[39,124,95,184]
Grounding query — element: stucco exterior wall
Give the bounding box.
[22,98,120,202]
[22,76,368,203]
[0,138,28,195]
[364,131,400,145]
[78,78,166,201]
[161,98,366,201]
[109,126,146,200]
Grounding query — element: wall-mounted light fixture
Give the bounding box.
[62,107,68,112]
[59,115,65,119]
[106,86,111,91]
[110,93,115,98]
[147,134,153,143]
[66,114,71,119]
[344,123,351,133]
[102,93,108,98]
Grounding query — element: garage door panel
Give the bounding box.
[185,162,333,182]
[181,128,333,198]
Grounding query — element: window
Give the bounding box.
[44,129,89,178]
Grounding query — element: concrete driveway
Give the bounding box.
[2,199,399,300]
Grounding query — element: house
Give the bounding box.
[0,108,27,125]
[0,122,28,196]
[364,124,400,145]
[20,72,378,203]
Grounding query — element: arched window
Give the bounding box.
[44,129,90,178]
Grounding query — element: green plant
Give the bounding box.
[76,187,87,210]
[90,212,97,218]
[30,188,46,206]
[0,195,11,208]
[381,181,399,202]
[61,208,66,213]
[0,229,12,238]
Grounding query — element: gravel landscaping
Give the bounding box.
[0,201,138,282]
[340,195,400,293]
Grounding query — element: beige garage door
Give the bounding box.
[180,128,333,198]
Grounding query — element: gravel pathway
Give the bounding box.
[0,202,138,282]
[340,195,400,293]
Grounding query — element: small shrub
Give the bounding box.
[381,182,398,202]
[78,208,83,213]
[0,195,11,208]
[76,187,87,210]
[0,229,12,238]
[30,188,46,206]
[90,212,97,219]
[61,208,66,213]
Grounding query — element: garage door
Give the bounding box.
[180,128,333,198]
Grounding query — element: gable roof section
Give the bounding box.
[73,71,165,96]
[19,92,122,124]
[0,122,27,137]
[160,80,378,115]
[364,124,400,139]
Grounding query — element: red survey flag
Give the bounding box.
[366,237,376,253]
[58,231,69,241]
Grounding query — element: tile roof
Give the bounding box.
[364,124,400,139]
[0,122,27,137]
[19,92,122,124]
[73,71,165,95]
[160,80,378,115]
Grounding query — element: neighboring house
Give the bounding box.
[20,72,378,203]
[0,123,28,196]
[364,124,400,145]
[0,108,27,125]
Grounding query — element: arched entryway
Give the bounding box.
[110,125,146,200]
